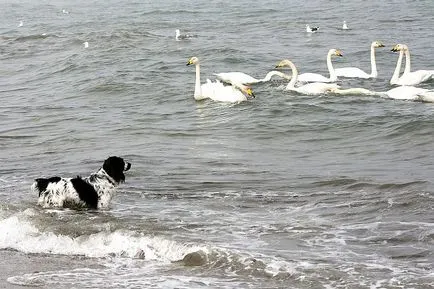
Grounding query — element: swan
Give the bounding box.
[390,44,434,85]
[297,49,343,83]
[342,21,349,30]
[83,41,89,48]
[419,91,434,103]
[329,85,434,102]
[275,59,340,95]
[186,57,255,103]
[18,20,23,27]
[384,86,432,101]
[329,84,434,102]
[334,41,385,79]
[214,70,291,85]
[329,87,382,96]
[306,25,319,33]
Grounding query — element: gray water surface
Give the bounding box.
[1,0,433,288]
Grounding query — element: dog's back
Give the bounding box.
[70,177,98,208]
[32,176,91,209]
[33,177,62,196]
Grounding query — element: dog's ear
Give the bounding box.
[103,156,126,183]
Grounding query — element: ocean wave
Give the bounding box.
[0,209,296,282]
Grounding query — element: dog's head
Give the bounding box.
[102,156,131,184]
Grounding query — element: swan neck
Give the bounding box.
[194,63,202,99]
[262,71,277,81]
[391,50,404,84]
[262,71,278,81]
[370,45,378,77]
[327,51,337,81]
[262,71,290,81]
[286,62,298,90]
[404,48,411,75]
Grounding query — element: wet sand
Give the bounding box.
[0,250,103,288]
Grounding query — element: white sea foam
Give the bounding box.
[0,211,205,261]
[1,209,299,288]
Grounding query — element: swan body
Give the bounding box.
[297,49,343,83]
[419,91,434,103]
[214,71,291,85]
[342,21,349,30]
[335,41,385,79]
[276,59,340,95]
[329,86,434,102]
[390,44,434,85]
[330,87,382,96]
[385,86,431,101]
[306,25,319,33]
[186,57,254,103]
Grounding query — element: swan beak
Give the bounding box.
[275,61,285,68]
[391,44,401,52]
[186,58,195,66]
[335,50,343,57]
[378,43,385,48]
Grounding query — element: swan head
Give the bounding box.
[186,56,199,66]
[275,59,294,69]
[240,85,255,98]
[329,49,343,57]
[372,41,385,48]
[230,82,255,98]
[391,44,408,52]
[243,86,255,98]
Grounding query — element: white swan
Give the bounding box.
[419,91,434,103]
[390,44,434,85]
[328,84,434,102]
[335,41,385,79]
[306,24,319,33]
[342,21,349,30]
[186,57,255,103]
[214,70,291,85]
[384,86,432,101]
[297,49,343,83]
[275,59,340,95]
[18,20,23,27]
[329,87,382,96]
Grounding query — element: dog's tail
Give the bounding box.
[32,177,61,196]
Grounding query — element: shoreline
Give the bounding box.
[0,250,103,289]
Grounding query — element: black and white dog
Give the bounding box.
[32,156,131,209]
